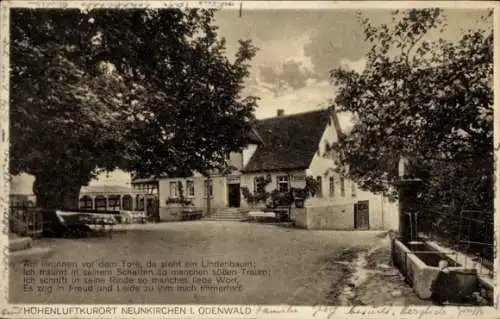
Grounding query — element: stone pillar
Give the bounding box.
[206,177,212,215]
[396,156,423,243]
[396,179,422,243]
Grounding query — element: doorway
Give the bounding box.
[354,200,370,229]
[227,183,241,208]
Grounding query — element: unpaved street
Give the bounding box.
[10,221,384,305]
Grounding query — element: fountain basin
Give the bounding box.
[392,238,478,301]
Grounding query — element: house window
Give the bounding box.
[186,180,195,197]
[95,196,107,210]
[340,177,345,197]
[108,195,121,210]
[122,195,133,210]
[329,176,335,197]
[79,196,93,210]
[352,182,357,198]
[277,175,289,193]
[316,176,323,197]
[254,176,267,194]
[135,195,144,211]
[324,141,329,156]
[169,181,179,197]
[204,179,213,197]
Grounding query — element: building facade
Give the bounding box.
[78,185,146,211]
[159,108,399,230]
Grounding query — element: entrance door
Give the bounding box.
[146,198,154,217]
[354,200,370,229]
[146,197,160,222]
[228,183,241,208]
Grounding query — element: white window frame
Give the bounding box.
[169,181,179,198]
[186,180,195,197]
[277,175,290,193]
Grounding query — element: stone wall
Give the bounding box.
[159,176,227,213]
[293,198,390,230]
[382,198,399,231]
[306,204,354,230]
[159,207,184,222]
[159,206,212,222]
[293,208,307,228]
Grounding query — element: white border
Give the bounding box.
[0,1,498,318]
[0,1,498,10]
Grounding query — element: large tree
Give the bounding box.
[10,8,258,209]
[331,8,493,213]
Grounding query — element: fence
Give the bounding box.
[416,205,494,267]
[10,204,43,237]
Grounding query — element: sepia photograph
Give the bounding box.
[1,1,497,317]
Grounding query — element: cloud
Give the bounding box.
[260,59,316,91]
[339,57,367,73]
[247,77,332,119]
[218,8,493,135]
[302,10,380,80]
[257,32,318,90]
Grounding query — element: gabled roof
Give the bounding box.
[242,109,332,173]
[247,127,265,145]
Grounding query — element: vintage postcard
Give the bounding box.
[0,1,498,318]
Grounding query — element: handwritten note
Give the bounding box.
[1,306,22,317]
[20,1,238,10]
[256,305,299,315]
[312,306,339,319]
[26,1,70,8]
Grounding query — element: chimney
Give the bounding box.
[277,109,284,117]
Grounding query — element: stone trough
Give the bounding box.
[391,238,478,302]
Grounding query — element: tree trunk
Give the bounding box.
[33,174,81,210]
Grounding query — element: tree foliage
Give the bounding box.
[331,9,493,212]
[10,9,258,208]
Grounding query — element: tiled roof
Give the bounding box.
[243,109,331,173]
[80,185,135,194]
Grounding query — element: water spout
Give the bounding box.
[406,212,414,242]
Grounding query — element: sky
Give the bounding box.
[213,8,492,124]
[11,7,493,191]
